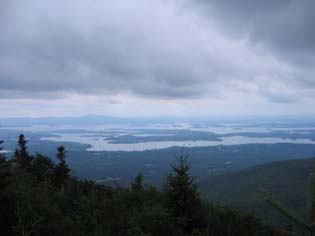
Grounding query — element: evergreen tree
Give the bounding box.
[164,153,207,233]
[0,140,6,167]
[31,153,55,182]
[0,140,13,235]
[0,140,9,172]
[53,146,70,186]
[0,140,9,183]
[56,146,66,164]
[131,173,144,192]
[0,140,3,152]
[13,134,32,169]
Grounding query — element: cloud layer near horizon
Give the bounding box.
[0,0,314,116]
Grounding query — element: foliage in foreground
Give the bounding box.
[0,135,283,236]
[261,166,315,236]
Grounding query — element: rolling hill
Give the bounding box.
[200,158,315,226]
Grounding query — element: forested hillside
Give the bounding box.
[200,158,315,226]
[0,134,309,235]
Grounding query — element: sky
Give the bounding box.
[0,0,315,118]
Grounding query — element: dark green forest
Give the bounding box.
[0,135,310,235]
[200,158,315,226]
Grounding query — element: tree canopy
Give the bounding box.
[0,134,284,236]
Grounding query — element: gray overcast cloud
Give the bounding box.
[196,0,315,65]
[0,0,314,117]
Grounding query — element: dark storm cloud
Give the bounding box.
[196,0,315,65]
[0,0,314,102]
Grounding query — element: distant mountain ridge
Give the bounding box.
[0,115,123,127]
[0,115,212,127]
[2,115,315,128]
